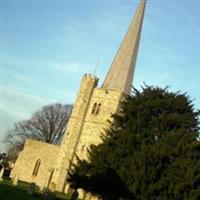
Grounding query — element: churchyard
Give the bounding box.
[0,177,72,200]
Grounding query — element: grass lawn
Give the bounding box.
[0,177,70,200]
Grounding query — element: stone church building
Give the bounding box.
[11,0,146,198]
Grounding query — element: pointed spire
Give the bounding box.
[102,0,146,94]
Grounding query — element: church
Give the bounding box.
[11,0,146,198]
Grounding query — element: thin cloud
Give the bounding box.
[55,62,92,74]
[2,86,49,119]
[1,86,51,150]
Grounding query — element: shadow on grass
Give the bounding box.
[0,183,41,200]
[0,178,69,200]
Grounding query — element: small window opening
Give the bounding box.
[91,102,102,115]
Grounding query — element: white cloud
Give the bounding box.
[4,54,94,76]
[0,86,51,151]
[1,86,49,119]
[3,54,55,70]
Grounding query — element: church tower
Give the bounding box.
[51,0,147,193]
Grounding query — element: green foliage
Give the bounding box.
[0,178,70,200]
[68,86,200,200]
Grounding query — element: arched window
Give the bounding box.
[91,103,97,114]
[96,103,101,114]
[32,158,41,177]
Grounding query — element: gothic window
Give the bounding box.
[32,158,41,177]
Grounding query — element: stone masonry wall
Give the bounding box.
[51,74,98,192]
[75,88,122,159]
[11,139,59,190]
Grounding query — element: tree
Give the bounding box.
[68,86,200,200]
[4,103,72,161]
[0,153,7,165]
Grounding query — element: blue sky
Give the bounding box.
[1,0,200,151]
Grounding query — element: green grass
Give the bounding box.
[0,177,70,200]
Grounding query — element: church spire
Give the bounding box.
[102,0,146,94]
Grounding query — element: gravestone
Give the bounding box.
[49,182,56,192]
[41,190,55,200]
[13,174,19,185]
[27,182,36,195]
[70,189,78,200]
[0,167,4,181]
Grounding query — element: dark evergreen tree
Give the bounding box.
[68,86,200,200]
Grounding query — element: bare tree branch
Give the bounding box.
[4,103,72,161]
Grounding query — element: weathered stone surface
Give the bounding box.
[11,140,59,189]
[103,0,146,94]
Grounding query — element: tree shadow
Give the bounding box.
[0,178,68,200]
[0,182,40,200]
[69,167,133,200]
